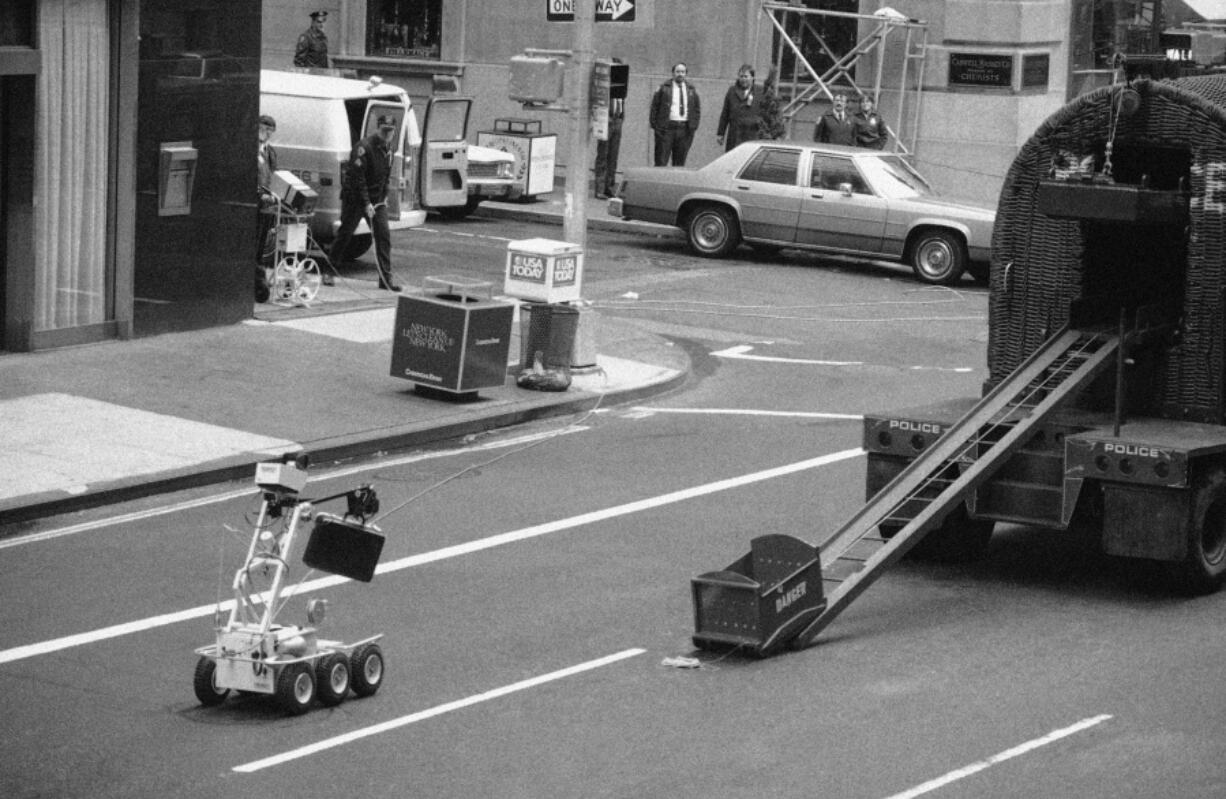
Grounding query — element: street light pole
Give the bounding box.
[563,0,594,251]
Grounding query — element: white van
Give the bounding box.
[260,69,514,254]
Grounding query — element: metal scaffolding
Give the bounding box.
[756,2,929,154]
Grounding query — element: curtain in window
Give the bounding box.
[35,0,109,331]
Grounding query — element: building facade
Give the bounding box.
[2,0,260,353]
[0,2,1196,352]
[263,0,1097,206]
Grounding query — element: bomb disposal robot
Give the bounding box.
[193,453,387,714]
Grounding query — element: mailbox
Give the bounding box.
[158,141,198,216]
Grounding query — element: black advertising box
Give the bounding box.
[390,276,514,395]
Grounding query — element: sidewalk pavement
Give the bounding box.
[0,190,689,527]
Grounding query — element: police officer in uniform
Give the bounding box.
[330,115,401,292]
[294,11,330,69]
[854,96,888,150]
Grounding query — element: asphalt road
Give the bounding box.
[3,218,1225,798]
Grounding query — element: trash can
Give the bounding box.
[691,534,826,657]
[520,302,579,370]
[519,302,597,370]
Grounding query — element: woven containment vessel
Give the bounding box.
[989,76,1226,423]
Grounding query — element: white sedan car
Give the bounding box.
[610,141,995,285]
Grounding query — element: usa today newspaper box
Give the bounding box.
[390,276,513,395]
[504,238,583,303]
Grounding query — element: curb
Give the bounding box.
[0,366,687,529]
[474,200,685,241]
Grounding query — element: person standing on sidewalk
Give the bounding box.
[595,57,625,199]
[330,115,401,292]
[294,10,330,69]
[256,114,279,301]
[649,63,701,166]
[716,64,763,152]
[854,96,888,149]
[814,93,857,146]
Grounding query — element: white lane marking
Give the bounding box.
[233,648,646,773]
[712,344,863,366]
[0,427,589,551]
[417,226,514,244]
[0,449,862,665]
[882,714,1114,799]
[712,344,973,372]
[627,407,862,421]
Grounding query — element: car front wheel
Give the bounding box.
[909,230,966,285]
[685,206,741,258]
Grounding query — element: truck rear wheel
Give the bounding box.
[330,233,372,263]
[910,506,994,562]
[1171,467,1226,595]
[878,506,993,562]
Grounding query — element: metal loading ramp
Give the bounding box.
[693,327,1121,656]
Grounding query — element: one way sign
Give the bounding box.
[547,0,637,22]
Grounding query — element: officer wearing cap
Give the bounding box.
[294,10,330,69]
[330,114,402,291]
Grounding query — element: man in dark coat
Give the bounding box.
[256,114,278,300]
[294,11,330,69]
[716,64,764,152]
[813,93,857,146]
[330,115,401,291]
[649,62,701,166]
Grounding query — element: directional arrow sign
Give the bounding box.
[547,0,637,22]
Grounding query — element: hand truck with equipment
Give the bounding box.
[258,195,333,307]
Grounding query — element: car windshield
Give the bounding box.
[858,155,934,199]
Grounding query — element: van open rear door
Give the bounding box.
[361,100,419,221]
[417,97,471,210]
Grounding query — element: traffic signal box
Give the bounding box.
[609,61,629,99]
[509,55,566,105]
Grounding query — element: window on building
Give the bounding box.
[771,0,857,83]
[367,0,442,59]
[2,0,35,47]
[35,0,110,332]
